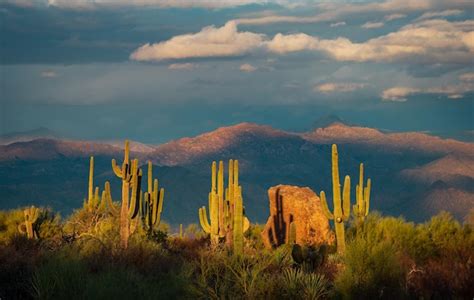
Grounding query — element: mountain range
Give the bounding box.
[0,122,472,224]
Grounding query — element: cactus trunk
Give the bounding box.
[320,144,351,254]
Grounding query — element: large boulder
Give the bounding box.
[261,185,335,248]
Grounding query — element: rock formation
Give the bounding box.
[261,185,335,248]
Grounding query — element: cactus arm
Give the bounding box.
[365,179,371,216]
[233,186,244,255]
[151,179,159,224]
[88,156,94,202]
[331,144,341,208]
[342,175,351,221]
[199,207,211,233]
[234,160,239,187]
[243,216,250,233]
[218,161,225,235]
[358,163,364,204]
[111,159,123,178]
[104,181,118,215]
[211,161,216,193]
[148,161,153,193]
[128,162,141,219]
[320,191,334,219]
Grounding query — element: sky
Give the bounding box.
[0,0,473,143]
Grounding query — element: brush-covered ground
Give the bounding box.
[1,207,473,299]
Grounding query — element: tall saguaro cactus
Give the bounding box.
[353,163,371,223]
[18,206,39,239]
[320,144,351,254]
[199,161,225,245]
[112,140,142,249]
[141,161,164,234]
[84,157,101,212]
[198,159,249,253]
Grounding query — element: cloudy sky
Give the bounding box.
[1,0,473,143]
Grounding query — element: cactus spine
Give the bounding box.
[198,159,249,253]
[320,144,351,254]
[353,163,371,222]
[18,206,39,239]
[179,224,184,238]
[141,161,164,234]
[112,140,142,249]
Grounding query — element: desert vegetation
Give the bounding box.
[0,142,472,299]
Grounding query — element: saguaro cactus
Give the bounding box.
[112,140,142,249]
[141,161,164,234]
[320,144,351,254]
[198,159,249,253]
[18,206,39,239]
[353,163,371,222]
[84,157,101,212]
[199,161,225,245]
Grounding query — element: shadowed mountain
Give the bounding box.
[0,122,473,224]
[0,127,60,145]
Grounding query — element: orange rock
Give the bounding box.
[261,185,335,248]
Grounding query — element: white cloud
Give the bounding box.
[265,19,474,65]
[314,82,366,93]
[416,9,463,21]
[233,0,472,25]
[381,87,419,101]
[131,19,474,67]
[130,21,264,61]
[361,21,384,29]
[384,13,406,21]
[381,79,474,101]
[40,70,57,78]
[46,0,271,9]
[168,63,196,70]
[330,21,346,27]
[239,63,257,72]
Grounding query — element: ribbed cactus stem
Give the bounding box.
[89,156,94,203]
[233,186,244,255]
[320,144,351,254]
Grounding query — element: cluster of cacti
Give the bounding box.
[320,144,371,254]
[18,206,40,239]
[140,161,164,235]
[83,156,116,214]
[353,163,371,223]
[198,160,250,255]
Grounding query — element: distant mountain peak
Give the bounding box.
[311,114,353,129]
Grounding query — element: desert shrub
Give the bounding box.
[31,254,87,299]
[0,208,26,244]
[280,268,330,299]
[334,238,405,299]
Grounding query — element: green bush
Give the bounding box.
[334,238,405,299]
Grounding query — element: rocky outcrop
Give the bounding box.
[261,185,335,248]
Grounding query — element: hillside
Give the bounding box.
[0,122,473,223]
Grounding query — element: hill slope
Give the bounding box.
[0,123,472,224]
